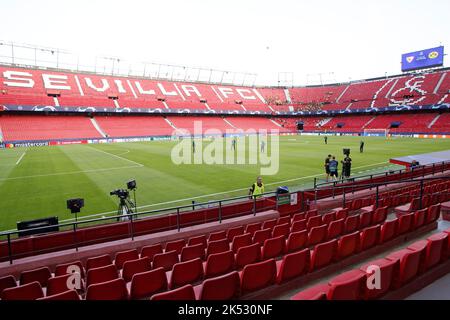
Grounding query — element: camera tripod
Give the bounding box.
[116,196,136,222]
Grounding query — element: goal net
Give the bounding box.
[363,129,389,137]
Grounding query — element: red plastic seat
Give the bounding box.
[386,248,422,288]
[38,289,81,300]
[327,219,344,240]
[206,238,230,257]
[19,267,52,287]
[181,243,205,262]
[240,259,276,294]
[86,278,128,300]
[262,219,277,230]
[114,249,139,270]
[169,258,204,289]
[409,233,448,271]
[310,239,337,271]
[426,204,441,224]
[292,212,306,222]
[227,226,245,242]
[208,230,227,242]
[308,224,327,246]
[307,215,322,230]
[204,250,235,279]
[272,223,290,238]
[153,250,179,272]
[122,257,151,282]
[86,264,118,287]
[359,211,372,229]
[413,208,427,229]
[150,284,195,300]
[322,212,336,225]
[291,283,328,300]
[195,271,240,300]
[395,197,421,216]
[372,206,388,225]
[252,228,272,245]
[336,231,360,260]
[47,274,83,296]
[86,254,112,271]
[360,258,398,299]
[0,275,17,294]
[235,243,261,269]
[261,235,285,259]
[231,233,253,253]
[54,261,85,278]
[188,235,207,248]
[129,267,168,299]
[290,219,307,232]
[359,225,380,251]
[277,216,291,225]
[165,239,186,255]
[245,222,262,236]
[397,212,414,235]
[327,269,366,300]
[1,281,44,300]
[305,209,319,220]
[379,219,398,243]
[285,230,308,253]
[276,249,310,284]
[344,215,360,234]
[335,208,349,221]
[140,243,163,261]
[407,240,428,274]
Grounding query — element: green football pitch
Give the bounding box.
[0,135,449,231]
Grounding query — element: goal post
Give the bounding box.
[363,129,390,137]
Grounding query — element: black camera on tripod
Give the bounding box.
[110,189,129,199]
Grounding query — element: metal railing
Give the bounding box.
[0,189,300,264]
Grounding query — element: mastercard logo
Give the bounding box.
[428,51,439,59]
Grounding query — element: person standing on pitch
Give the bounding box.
[261,140,266,153]
[360,140,364,153]
[324,136,328,144]
[329,156,339,182]
[192,138,196,154]
[232,137,237,151]
[249,176,265,199]
[324,154,332,181]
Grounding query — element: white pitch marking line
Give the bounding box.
[15,152,26,165]
[0,165,142,181]
[87,146,144,167]
[60,161,390,221]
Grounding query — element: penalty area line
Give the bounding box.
[15,152,26,165]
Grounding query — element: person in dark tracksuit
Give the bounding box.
[360,140,364,153]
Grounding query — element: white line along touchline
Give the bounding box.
[15,152,26,165]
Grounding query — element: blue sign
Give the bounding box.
[401,46,444,72]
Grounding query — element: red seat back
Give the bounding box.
[86,264,118,287]
[397,212,414,235]
[322,212,336,225]
[235,243,261,269]
[359,211,372,229]
[169,258,204,289]
[122,257,151,283]
[359,225,380,251]
[372,206,388,225]
[188,235,207,248]
[327,270,366,300]
[129,267,168,299]
[272,223,290,238]
[307,215,323,230]
[140,243,163,261]
[55,261,85,278]
[208,230,227,242]
[245,222,262,236]
[262,235,285,260]
[114,249,139,269]
[86,254,112,271]
[308,224,327,246]
[276,249,309,284]
[310,239,337,271]
[38,289,81,300]
[291,219,307,232]
[1,281,44,300]
[379,219,398,244]
[231,233,253,253]
[20,267,52,287]
[152,250,179,272]
[337,231,360,260]
[181,243,205,262]
[206,239,230,257]
[227,226,245,242]
[0,275,17,294]
[165,239,186,255]
[327,219,344,240]
[150,284,195,300]
[252,228,272,245]
[262,219,277,230]
[198,271,240,300]
[285,230,308,253]
[360,258,398,299]
[413,209,427,229]
[240,259,276,294]
[344,215,360,234]
[86,278,128,300]
[204,250,235,279]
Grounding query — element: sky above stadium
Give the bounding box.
[1,0,449,86]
